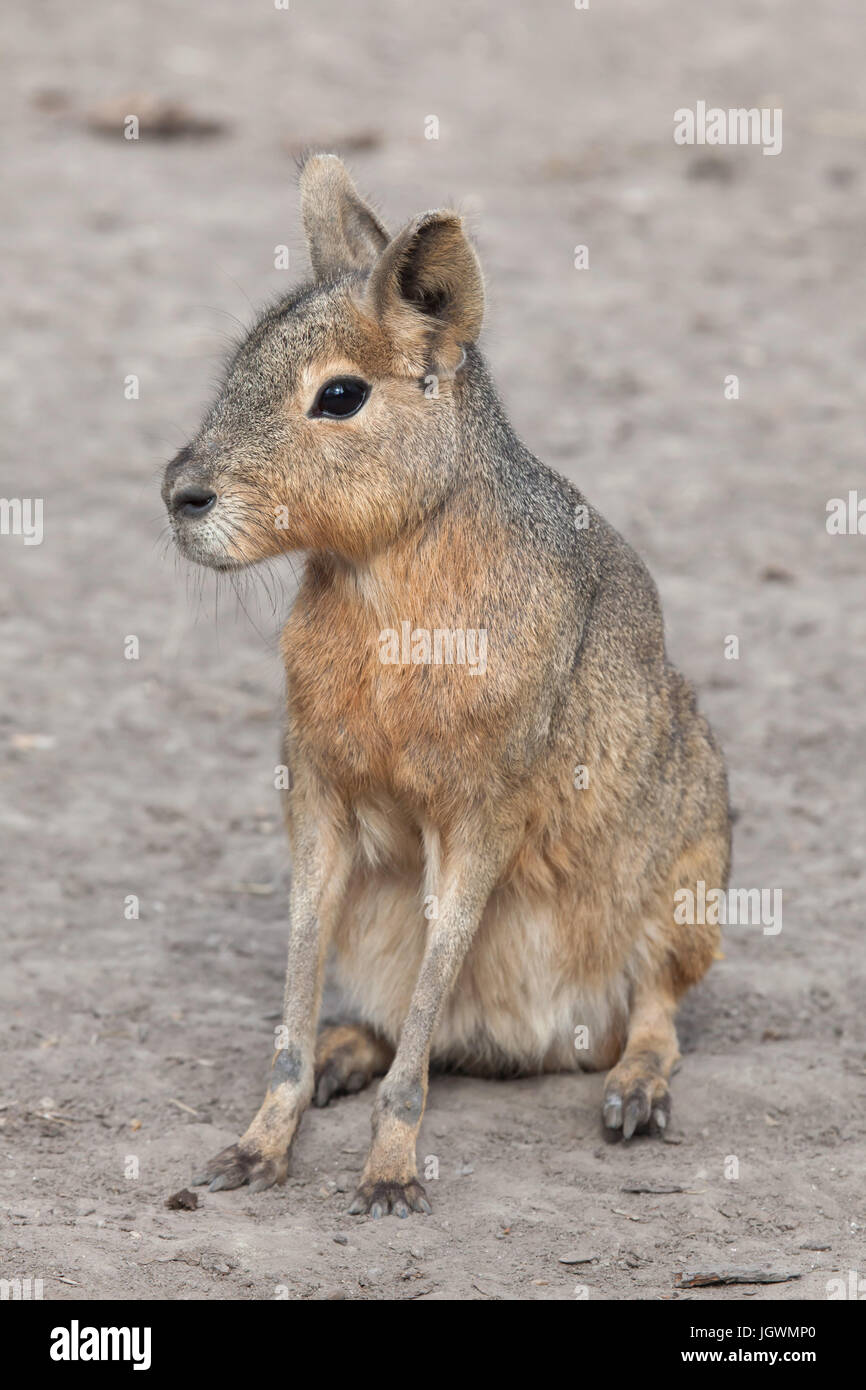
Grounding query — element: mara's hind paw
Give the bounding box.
[191,1141,290,1194]
[348,1178,432,1219]
[602,1056,672,1141]
[313,1023,393,1108]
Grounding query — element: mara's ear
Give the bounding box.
[364,211,484,374]
[299,153,389,280]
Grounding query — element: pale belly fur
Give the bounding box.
[330,869,630,1077]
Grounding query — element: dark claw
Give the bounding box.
[314,1074,337,1108]
[622,1095,645,1140]
[349,1178,432,1218]
[603,1097,623,1130]
[602,1076,671,1142]
[650,1096,671,1134]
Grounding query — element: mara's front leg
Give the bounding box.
[192,792,352,1194]
[349,832,507,1219]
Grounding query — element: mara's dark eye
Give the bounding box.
[310,376,370,419]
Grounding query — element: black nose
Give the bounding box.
[173,486,217,518]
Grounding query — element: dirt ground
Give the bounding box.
[1,0,864,1302]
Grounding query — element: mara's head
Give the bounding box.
[162,154,484,569]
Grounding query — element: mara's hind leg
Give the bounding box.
[313,1023,394,1108]
[603,818,728,1140]
[602,980,680,1140]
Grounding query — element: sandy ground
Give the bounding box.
[1,0,864,1301]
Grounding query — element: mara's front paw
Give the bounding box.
[602,1057,672,1141]
[191,1140,290,1194]
[348,1177,431,1219]
[191,1082,302,1192]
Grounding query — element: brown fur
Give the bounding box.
[165,155,731,1216]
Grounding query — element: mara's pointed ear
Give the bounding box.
[299,154,389,280]
[363,211,484,374]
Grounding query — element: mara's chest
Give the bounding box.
[280,580,500,802]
